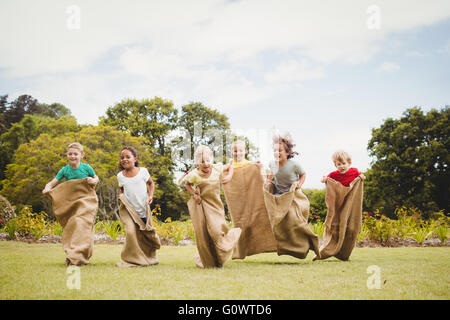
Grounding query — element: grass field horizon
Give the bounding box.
[0,242,448,300]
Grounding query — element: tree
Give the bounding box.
[171,102,231,172]
[0,125,187,221]
[0,115,79,180]
[99,97,178,158]
[0,94,71,135]
[365,106,449,217]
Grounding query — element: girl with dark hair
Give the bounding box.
[116,146,161,267]
[267,134,305,195]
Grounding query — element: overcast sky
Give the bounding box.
[1,0,449,188]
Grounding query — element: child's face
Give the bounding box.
[67,148,83,167]
[233,143,247,162]
[198,153,213,172]
[120,149,137,170]
[273,143,288,162]
[334,160,351,174]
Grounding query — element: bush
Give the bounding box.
[0,195,16,223]
[14,206,49,239]
[2,219,17,240]
[304,188,327,221]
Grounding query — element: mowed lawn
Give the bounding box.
[0,241,448,300]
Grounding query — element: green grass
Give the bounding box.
[0,241,449,300]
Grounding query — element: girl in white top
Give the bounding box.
[117,146,154,223]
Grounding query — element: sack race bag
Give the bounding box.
[116,194,161,267]
[222,163,277,259]
[46,178,98,265]
[314,177,363,261]
[263,182,320,259]
[188,180,241,268]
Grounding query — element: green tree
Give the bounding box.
[99,97,178,157]
[365,106,449,217]
[0,125,184,220]
[0,115,79,180]
[171,102,231,172]
[0,94,71,135]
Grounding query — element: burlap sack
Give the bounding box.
[315,177,363,261]
[263,182,320,259]
[188,180,242,268]
[223,163,277,259]
[46,178,98,265]
[117,194,161,267]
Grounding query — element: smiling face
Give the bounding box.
[273,143,288,163]
[120,149,137,170]
[334,160,351,174]
[232,142,247,163]
[66,147,83,168]
[198,152,213,173]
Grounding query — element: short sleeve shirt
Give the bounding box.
[185,163,223,185]
[328,168,361,187]
[56,163,96,181]
[269,159,305,195]
[117,167,151,218]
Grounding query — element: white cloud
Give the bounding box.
[264,60,324,85]
[377,61,400,73]
[2,0,450,77]
[406,50,425,57]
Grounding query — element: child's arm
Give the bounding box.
[185,181,202,204]
[42,178,59,194]
[321,176,327,183]
[147,177,155,204]
[221,163,234,184]
[295,173,306,189]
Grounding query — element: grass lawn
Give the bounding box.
[0,241,448,300]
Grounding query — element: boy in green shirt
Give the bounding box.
[43,142,98,193]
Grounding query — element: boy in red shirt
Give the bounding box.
[321,150,365,186]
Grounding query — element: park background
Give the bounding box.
[0,0,448,300]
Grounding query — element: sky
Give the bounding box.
[1,0,449,188]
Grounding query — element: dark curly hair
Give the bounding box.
[118,146,139,171]
[272,134,299,159]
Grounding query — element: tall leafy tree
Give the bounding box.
[365,106,449,217]
[99,97,178,158]
[0,115,79,180]
[171,102,231,172]
[0,94,71,135]
[0,125,185,220]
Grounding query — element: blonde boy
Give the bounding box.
[43,142,98,193]
[321,150,365,186]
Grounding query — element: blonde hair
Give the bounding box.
[232,140,246,150]
[67,142,84,153]
[193,145,214,165]
[332,150,351,163]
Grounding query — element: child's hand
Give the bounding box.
[222,175,232,184]
[321,176,327,183]
[86,177,98,186]
[359,173,366,180]
[42,186,51,194]
[147,195,153,205]
[193,194,202,204]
